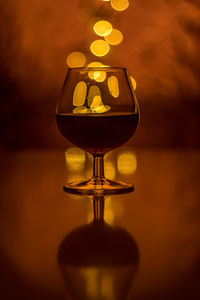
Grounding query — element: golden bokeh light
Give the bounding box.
[73,81,87,106]
[117,151,137,175]
[110,0,129,11]
[81,269,99,298]
[88,62,104,80]
[93,71,107,82]
[105,161,116,180]
[104,198,114,224]
[105,29,123,45]
[108,75,119,98]
[90,39,110,57]
[88,85,101,106]
[112,199,124,219]
[67,174,85,182]
[87,62,103,67]
[93,20,113,37]
[65,147,86,171]
[66,51,86,68]
[130,75,137,90]
[80,269,114,299]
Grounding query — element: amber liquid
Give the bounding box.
[56,113,139,154]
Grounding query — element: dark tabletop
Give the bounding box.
[0,147,200,300]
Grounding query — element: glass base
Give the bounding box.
[63,178,134,195]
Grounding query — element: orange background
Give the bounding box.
[0,0,200,148]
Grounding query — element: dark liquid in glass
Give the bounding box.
[56,113,139,154]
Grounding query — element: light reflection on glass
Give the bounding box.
[108,75,119,98]
[88,62,104,80]
[130,75,137,90]
[93,71,107,82]
[90,95,103,109]
[73,106,88,114]
[73,81,87,107]
[117,151,137,175]
[65,147,86,171]
[88,85,101,106]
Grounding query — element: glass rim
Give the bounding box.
[68,66,127,71]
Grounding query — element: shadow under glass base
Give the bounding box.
[63,178,134,195]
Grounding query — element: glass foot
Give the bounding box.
[63,178,134,195]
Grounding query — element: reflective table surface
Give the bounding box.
[0,147,200,299]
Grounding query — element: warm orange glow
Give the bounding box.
[101,275,114,299]
[90,39,110,57]
[110,0,129,11]
[73,81,87,106]
[65,147,86,171]
[107,75,119,98]
[66,51,86,67]
[117,151,137,174]
[105,29,123,45]
[130,75,137,90]
[93,20,113,37]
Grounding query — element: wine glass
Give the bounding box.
[56,67,139,195]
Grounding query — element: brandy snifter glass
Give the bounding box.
[56,67,139,195]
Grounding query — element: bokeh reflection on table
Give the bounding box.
[58,196,139,300]
[0,147,200,299]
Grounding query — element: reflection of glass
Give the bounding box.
[58,196,139,300]
[56,67,139,195]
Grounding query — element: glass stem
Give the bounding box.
[92,154,105,179]
[93,196,104,222]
